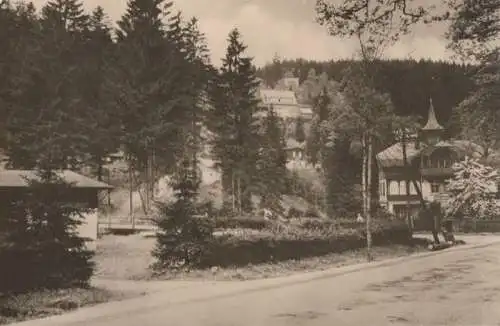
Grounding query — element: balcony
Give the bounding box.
[420,167,454,177]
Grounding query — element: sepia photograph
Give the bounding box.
[0,0,499,325]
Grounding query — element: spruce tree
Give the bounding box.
[207,29,262,214]
[294,116,306,143]
[151,158,213,270]
[257,105,287,215]
[0,168,95,293]
[4,0,91,169]
[114,0,195,178]
[79,6,120,180]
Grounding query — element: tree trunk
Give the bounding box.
[400,131,414,238]
[232,171,236,215]
[366,135,373,261]
[401,131,439,243]
[362,134,368,219]
[128,160,134,230]
[237,174,242,215]
[97,156,103,181]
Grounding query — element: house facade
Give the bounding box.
[376,99,487,220]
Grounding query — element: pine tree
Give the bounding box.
[294,116,306,143]
[151,158,213,270]
[306,86,330,165]
[4,0,91,169]
[257,105,287,215]
[112,0,198,213]
[207,29,262,214]
[79,6,120,180]
[0,168,95,293]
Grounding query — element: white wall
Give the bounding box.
[75,209,98,251]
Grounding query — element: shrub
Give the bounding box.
[152,159,214,270]
[287,207,303,219]
[198,218,411,268]
[0,169,95,294]
[210,217,268,230]
[305,206,321,218]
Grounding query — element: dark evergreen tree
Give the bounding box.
[4,0,91,169]
[0,168,95,293]
[79,6,120,180]
[257,105,287,215]
[111,0,202,212]
[294,116,306,143]
[151,158,213,270]
[207,28,262,214]
[306,86,330,165]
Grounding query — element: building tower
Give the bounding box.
[420,97,444,145]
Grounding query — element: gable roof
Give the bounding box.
[376,142,424,167]
[377,139,488,168]
[0,170,113,189]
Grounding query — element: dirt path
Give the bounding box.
[17,238,500,326]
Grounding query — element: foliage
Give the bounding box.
[446,156,500,219]
[257,59,474,135]
[0,287,116,324]
[256,106,287,215]
[0,169,95,293]
[152,159,214,270]
[206,28,262,213]
[294,116,306,143]
[112,0,198,174]
[315,0,499,60]
[199,218,411,268]
[453,52,500,156]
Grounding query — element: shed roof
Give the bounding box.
[0,170,113,189]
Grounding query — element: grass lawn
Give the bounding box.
[0,287,133,325]
[95,233,430,282]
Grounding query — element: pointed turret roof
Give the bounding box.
[422,97,444,131]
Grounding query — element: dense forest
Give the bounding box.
[257,58,477,138]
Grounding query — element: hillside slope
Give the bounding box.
[106,157,325,220]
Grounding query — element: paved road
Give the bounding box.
[16,238,500,326]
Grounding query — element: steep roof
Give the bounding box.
[377,139,487,168]
[0,170,113,189]
[376,141,424,167]
[420,140,484,158]
[422,98,444,131]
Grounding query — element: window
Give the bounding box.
[399,181,406,195]
[380,181,386,197]
[389,181,399,195]
[410,182,417,195]
[431,183,440,193]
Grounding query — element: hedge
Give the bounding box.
[206,216,401,232]
[196,219,412,268]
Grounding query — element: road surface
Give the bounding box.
[16,238,500,326]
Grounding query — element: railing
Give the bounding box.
[456,219,500,233]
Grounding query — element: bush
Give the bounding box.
[0,170,95,294]
[287,207,303,219]
[209,217,269,230]
[197,218,411,268]
[305,206,321,218]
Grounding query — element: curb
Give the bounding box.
[14,239,500,326]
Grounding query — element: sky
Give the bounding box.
[30,0,453,67]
